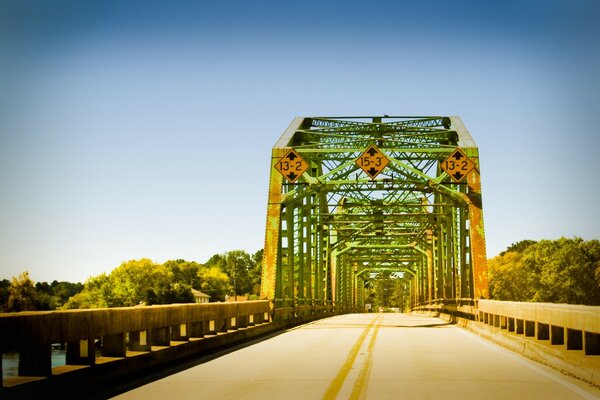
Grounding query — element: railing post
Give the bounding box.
[66,338,95,365]
[171,324,189,342]
[128,330,151,352]
[150,327,170,347]
[189,322,205,338]
[102,333,127,357]
[18,344,52,376]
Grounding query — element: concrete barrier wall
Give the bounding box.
[0,301,270,351]
[0,300,272,392]
[477,300,600,356]
[478,300,600,334]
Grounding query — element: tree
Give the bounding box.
[500,240,537,256]
[51,281,84,308]
[529,238,600,305]
[199,266,231,302]
[391,275,412,311]
[372,271,395,308]
[488,238,600,305]
[250,249,264,296]
[63,274,110,309]
[7,272,39,312]
[488,251,537,301]
[107,258,174,307]
[0,279,11,312]
[163,259,202,288]
[205,250,254,298]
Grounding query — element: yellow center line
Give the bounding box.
[349,314,383,400]
[322,315,379,400]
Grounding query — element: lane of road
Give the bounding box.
[114,313,600,400]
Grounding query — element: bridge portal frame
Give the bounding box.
[260,116,487,314]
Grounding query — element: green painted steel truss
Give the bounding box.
[261,116,488,311]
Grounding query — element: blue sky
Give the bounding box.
[1,0,599,283]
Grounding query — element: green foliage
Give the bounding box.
[162,259,202,288]
[7,272,38,312]
[63,259,200,308]
[0,279,10,311]
[488,251,537,301]
[8,248,262,310]
[205,250,262,297]
[364,271,411,310]
[199,266,231,302]
[500,240,537,256]
[35,280,84,310]
[107,258,168,306]
[63,274,110,309]
[489,238,600,305]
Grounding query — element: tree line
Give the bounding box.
[1,249,263,312]
[2,238,599,311]
[488,237,600,305]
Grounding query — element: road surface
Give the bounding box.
[114,313,600,399]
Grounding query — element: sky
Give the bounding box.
[1,0,599,283]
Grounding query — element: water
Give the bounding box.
[2,349,66,378]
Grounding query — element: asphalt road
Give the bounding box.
[114,313,600,400]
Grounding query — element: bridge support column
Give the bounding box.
[18,344,51,376]
[102,333,126,357]
[66,338,95,365]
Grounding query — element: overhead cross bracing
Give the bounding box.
[261,116,488,315]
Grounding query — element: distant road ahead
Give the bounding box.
[115,313,600,400]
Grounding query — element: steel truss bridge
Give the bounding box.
[260,116,488,314]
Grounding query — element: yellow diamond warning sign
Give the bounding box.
[356,145,389,179]
[440,148,475,183]
[275,148,309,183]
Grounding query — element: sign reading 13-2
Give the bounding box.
[275,148,309,183]
[440,148,475,183]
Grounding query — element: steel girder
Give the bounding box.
[260,116,488,311]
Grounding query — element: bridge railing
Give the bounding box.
[477,299,600,356]
[413,298,600,356]
[1,301,270,387]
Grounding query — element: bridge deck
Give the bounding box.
[115,314,600,400]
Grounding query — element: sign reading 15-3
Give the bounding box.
[356,145,389,179]
[440,148,475,183]
[275,149,309,183]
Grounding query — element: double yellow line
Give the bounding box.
[323,314,384,400]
